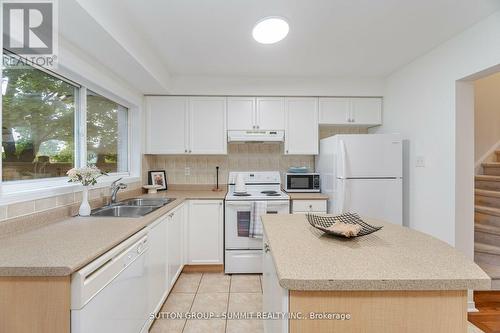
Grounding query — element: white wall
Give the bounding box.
[374,11,500,255]
[474,72,500,163]
[169,75,384,96]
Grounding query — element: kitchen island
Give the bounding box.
[261,214,490,333]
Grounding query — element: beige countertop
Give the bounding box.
[262,214,491,291]
[0,189,226,277]
[286,192,329,200]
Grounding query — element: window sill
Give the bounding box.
[0,175,141,206]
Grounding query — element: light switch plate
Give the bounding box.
[416,156,425,168]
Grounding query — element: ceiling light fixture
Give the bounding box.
[252,17,289,44]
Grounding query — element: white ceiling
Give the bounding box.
[107,0,500,78]
[60,0,171,94]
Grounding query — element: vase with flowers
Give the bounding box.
[67,166,107,216]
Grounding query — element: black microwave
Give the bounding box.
[285,173,320,192]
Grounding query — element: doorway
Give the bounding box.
[456,68,500,333]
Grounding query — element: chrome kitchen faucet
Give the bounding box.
[110,178,127,204]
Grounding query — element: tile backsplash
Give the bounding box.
[143,126,368,185]
[0,181,142,229]
[144,143,313,185]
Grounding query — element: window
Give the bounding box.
[2,54,78,181]
[1,53,130,185]
[87,91,128,173]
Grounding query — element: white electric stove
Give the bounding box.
[225,172,290,274]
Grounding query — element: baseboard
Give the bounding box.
[468,300,478,312]
[182,264,224,273]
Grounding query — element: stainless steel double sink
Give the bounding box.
[91,198,175,218]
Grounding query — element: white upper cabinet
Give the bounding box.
[227,97,255,130]
[350,98,382,125]
[318,97,351,125]
[189,97,227,154]
[256,97,285,130]
[227,97,285,130]
[145,96,188,154]
[285,97,319,155]
[319,97,382,126]
[145,96,227,155]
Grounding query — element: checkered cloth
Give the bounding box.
[249,201,267,238]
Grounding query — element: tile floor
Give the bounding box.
[149,272,263,333]
[150,272,485,333]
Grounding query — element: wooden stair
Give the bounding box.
[475,151,500,290]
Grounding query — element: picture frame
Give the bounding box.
[148,170,167,191]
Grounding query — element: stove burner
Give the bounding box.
[233,192,251,197]
[261,190,278,194]
[266,193,281,196]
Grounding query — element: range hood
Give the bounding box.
[227,130,284,142]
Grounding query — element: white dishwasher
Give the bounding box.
[71,229,150,333]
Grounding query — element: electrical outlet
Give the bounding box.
[184,167,190,176]
[416,156,425,168]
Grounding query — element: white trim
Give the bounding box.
[475,138,500,174]
[468,300,478,312]
[0,3,3,186]
[78,86,88,168]
[467,291,478,313]
[0,175,139,205]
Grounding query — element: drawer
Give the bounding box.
[225,250,262,274]
[292,200,327,213]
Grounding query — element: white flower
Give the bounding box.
[67,166,107,186]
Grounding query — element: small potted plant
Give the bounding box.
[67,166,107,216]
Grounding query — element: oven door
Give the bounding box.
[225,200,289,250]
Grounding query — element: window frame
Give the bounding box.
[0,50,135,201]
[85,88,131,175]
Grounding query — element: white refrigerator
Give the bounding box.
[315,134,403,225]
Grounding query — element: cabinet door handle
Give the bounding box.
[286,150,289,154]
[184,149,187,153]
[264,243,270,253]
[189,150,192,153]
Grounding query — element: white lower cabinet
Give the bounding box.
[187,200,224,264]
[167,204,185,289]
[86,199,227,333]
[262,234,289,333]
[146,216,168,315]
[143,202,187,333]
